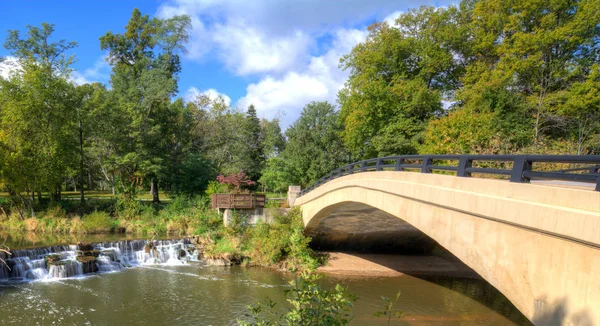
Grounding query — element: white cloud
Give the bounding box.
[71,54,111,85]
[185,86,231,105]
[0,56,21,79]
[156,0,453,126]
[157,0,449,76]
[237,28,368,127]
[383,11,404,26]
[211,23,312,75]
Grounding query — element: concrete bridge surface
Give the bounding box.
[294,171,600,326]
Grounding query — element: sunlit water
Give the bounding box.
[0,234,531,325]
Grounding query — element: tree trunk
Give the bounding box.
[79,124,85,205]
[151,178,160,203]
[88,168,93,191]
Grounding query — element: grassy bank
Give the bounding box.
[0,197,319,270]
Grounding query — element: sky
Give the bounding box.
[0,0,452,127]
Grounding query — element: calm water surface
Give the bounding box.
[0,233,531,325]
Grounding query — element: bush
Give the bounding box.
[82,211,115,233]
[239,271,356,326]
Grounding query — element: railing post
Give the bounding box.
[360,161,366,172]
[510,156,532,183]
[337,168,343,177]
[376,158,382,171]
[595,175,600,192]
[421,157,432,173]
[457,157,472,177]
[395,157,404,171]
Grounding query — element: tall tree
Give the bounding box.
[277,101,348,188]
[338,6,472,159]
[243,105,265,182]
[0,23,77,214]
[100,9,191,202]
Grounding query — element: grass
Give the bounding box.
[0,192,320,270]
[0,190,172,201]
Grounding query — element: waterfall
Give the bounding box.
[0,238,196,282]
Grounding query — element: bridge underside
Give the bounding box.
[296,171,600,326]
[307,202,438,254]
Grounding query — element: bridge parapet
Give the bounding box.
[300,154,600,196]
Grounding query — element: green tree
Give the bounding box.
[262,118,286,158]
[0,23,78,215]
[458,0,600,152]
[243,105,265,182]
[100,9,191,202]
[278,101,348,188]
[338,5,472,159]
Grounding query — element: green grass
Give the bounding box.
[0,190,172,201]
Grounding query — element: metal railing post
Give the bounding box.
[510,156,532,183]
[395,157,404,171]
[376,158,382,171]
[360,161,366,172]
[457,157,472,177]
[421,157,432,173]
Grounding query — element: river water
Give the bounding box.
[0,234,531,325]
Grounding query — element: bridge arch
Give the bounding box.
[296,171,600,325]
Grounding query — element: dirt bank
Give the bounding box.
[317,252,479,278]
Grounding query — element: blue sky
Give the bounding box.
[0,0,452,127]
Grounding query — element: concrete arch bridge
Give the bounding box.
[293,155,600,326]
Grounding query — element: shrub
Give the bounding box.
[24,218,40,232]
[239,271,356,326]
[82,211,115,233]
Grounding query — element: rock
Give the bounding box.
[179,249,186,258]
[77,242,94,251]
[205,258,232,266]
[100,249,119,262]
[76,256,98,274]
[44,254,62,268]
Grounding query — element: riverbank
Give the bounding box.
[317,252,479,278]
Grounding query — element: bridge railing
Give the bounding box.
[300,155,600,196]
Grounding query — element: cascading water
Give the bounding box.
[0,239,197,282]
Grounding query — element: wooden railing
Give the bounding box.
[211,194,266,209]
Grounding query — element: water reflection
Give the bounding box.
[0,231,180,250]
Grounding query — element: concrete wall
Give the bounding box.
[221,207,289,227]
[295,171,600,326]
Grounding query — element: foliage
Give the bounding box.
[206,181,227,196]
[81,211,115,233]
[263,102,348,188]
[100,9,191,202]
[0,23,79,214]
[374,291,405,325]
[217,172,256,193]
[243,105,266,182]
[239,271,356,326]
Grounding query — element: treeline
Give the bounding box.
[263,0,600,191]
[338,0,600,159]
[0,10,289,214]
[1,1,599,213]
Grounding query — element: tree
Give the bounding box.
[242,105,265,182]
[338,5,472,159]
[100,9,191,202]
[458,0,600,153]
[277,101,348,188]
[261,118,286,158]
[0,23,78,215]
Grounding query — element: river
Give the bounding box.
[0,234,531,325]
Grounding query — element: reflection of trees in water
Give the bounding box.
[427,276,532,325]
[0,231,147,249]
